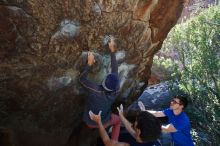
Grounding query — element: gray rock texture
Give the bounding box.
[128,82,172,111]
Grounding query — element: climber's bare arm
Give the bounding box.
[89,111,130,146]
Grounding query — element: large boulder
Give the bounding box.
[128,82,172,111]
[0,0,185,145]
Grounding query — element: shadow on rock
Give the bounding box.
[65,123,99,146]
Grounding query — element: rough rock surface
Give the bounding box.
[0,0,185,145]
[128,81,172,111]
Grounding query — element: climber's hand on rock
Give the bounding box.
[87,52,95,66]
[108,37,116,52]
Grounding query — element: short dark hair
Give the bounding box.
[136,111,161,143]
[175,95,188,109]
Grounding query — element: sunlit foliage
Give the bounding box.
[154,5,220,145]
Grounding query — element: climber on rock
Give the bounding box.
[79,36,121,141]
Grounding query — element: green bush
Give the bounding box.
[155,5,220,145]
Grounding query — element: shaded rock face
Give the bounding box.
[128,82,172,112]
[0,0,185,145]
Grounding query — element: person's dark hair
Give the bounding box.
[136,111,161,143]
[124,109,139,123]
[175,95,188,109]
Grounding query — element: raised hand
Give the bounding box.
[108,37,116,52]
[138,101,146,111]
[89,110,102,124]
[117,104,124,116]
[87,52,95,66]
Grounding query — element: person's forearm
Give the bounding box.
[79,65,90,78]
[146,110,165,117]
[161,124,177,133]
[79,65,101,92]
[161,125,169,133]
[119,114,135,137]
[146,110,157,115]
[79,65,90,83]
[110,52,118,75]
[98,122,111,146]
[98,121,130,146]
